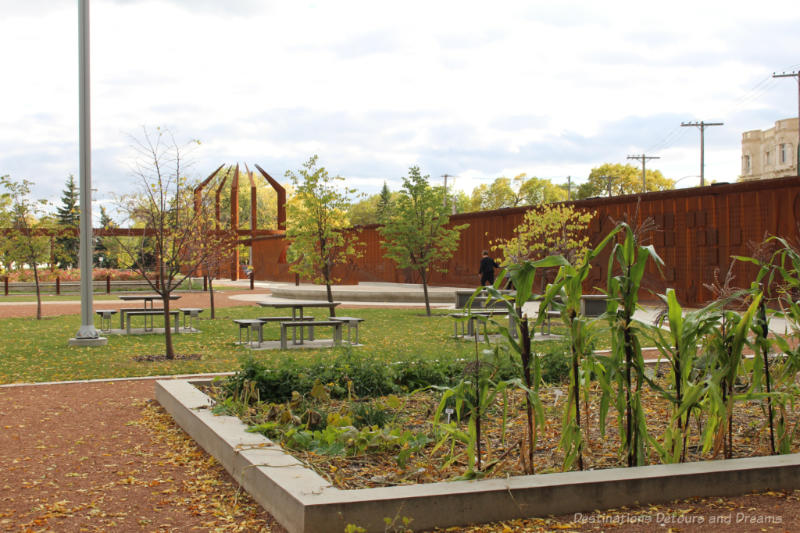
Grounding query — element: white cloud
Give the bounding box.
[1,0,799,217]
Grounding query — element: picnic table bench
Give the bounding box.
[258,316,316,343]
[95,309,117,332]
[126,309,180,334]
[330,316,365,345]
[233,319,266,347]
[178,308,204,331]
[280,320,342,349]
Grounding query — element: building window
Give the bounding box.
[765,150,771,166]
[743,155,751,174]
[781,143,792,165]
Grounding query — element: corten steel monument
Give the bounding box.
[193,163,286,280]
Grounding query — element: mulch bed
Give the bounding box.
[212,382,800,491]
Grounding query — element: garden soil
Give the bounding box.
[1,290,799,532]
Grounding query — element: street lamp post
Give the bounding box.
[69,0,106,346]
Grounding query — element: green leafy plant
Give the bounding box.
[477,255,569,473]
[536,226,619,470]
[603,219,663,467]
[645,289,720,463]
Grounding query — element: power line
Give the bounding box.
[626,154,660,193]
[681,121,723,186]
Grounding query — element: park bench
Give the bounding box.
[119,307,150,329]
[330,316,365,345]
[541,310,560,335]
[126,309,180,334]
[258,316,316,342]
[233,319,266,347]
[178,308,204,331]
[94,309,117,332]
[280,320,342,349]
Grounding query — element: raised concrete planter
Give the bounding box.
[157,379,800,533]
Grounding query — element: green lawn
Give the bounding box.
[1,306,559,385]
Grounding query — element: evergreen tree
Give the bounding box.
[377,181,392,222]
[55,175,80,268]
[94,205,117,268]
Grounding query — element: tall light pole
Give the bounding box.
[681,121,723,186]
[70,0,106,346]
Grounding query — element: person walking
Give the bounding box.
[479,250,500,286]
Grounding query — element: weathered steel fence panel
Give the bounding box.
[251,177,800,306]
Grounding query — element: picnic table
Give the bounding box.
[257,300,341,319]
[450,309,518,339]
[118,294,181,329]
[257,300,342,345]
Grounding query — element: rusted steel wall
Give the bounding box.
[251,176,800,306]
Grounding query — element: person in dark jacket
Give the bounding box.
[479,250,500,286]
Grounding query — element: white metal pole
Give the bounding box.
[71,0,105,345]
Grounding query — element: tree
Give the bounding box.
[517,174,568,205]
[376,181,393,221]
[451,190,472,214]
[285,155,362,316]
[113,127,229,359]
[471,174,567,211]
[94,205,118,268]
[576,163,674,199]
[493,203,594,267]
[188,193,237,319]
[55,174,80,269]
[347,194,382,226]
[379,166,469,316]
[0,176,52,319]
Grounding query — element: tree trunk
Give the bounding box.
[32,262,42,320]
[420,268,431,316]
[323,261,336,317]
[163,293,175,359]
[209,277,216,319]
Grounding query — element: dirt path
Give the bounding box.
[0,379,283,532]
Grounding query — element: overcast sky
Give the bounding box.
[1,0,799,220]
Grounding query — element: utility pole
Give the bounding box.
[441,174,455,211]
[598,175,614,197]
[772,71,800,177]
[566,175,571,201]
[627,154,660,193]
[681,121,723,186]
